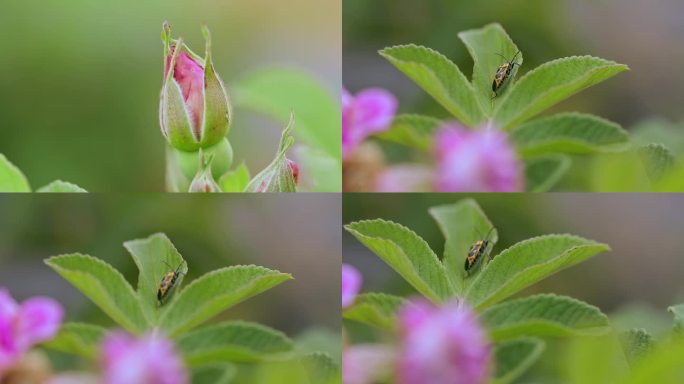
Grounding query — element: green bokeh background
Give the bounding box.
[0,0,341,191]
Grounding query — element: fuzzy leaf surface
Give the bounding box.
[428,199,498,294]
[345,219,453,304]
[123,233,188,324]
[511,113,630,157]
[493,338,545,384]
[494,56,628,129]
[376,114,442,150]
[159,265,291,336]
[458,23,522,115]
[45,254,147,333]
[482,294,609,341]
[343,293,406,330]
[42,322,106,358]
[177,321,294,366]
[380,44,483,126]
[524,155,571,192]
[466,235,609,309]
[0,153,30,192]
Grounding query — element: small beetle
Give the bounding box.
[464,227,496,277]
[492,50,521,98]
[157,260,186,304]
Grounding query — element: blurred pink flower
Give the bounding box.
[0,288,63,375]
[101,331,188,384]
[343,344,395,384]
[342,264,362,308]
[375,165,434,192]
[398,299,491,384]
[342,88,397,160]
[435,123,524,192]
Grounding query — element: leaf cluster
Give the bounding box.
[43,233,337,383]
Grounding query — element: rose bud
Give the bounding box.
[160,22,232,152]
[245,114,298,192]
[188,151,221,193]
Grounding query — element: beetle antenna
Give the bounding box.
[174,260,185,273]
[494,52,508,61]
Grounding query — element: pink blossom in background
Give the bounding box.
[342,88,398,160]
[343,344,395,384]
[375,165,434,192]
[435,123,524,192]
[398,299,491,384]
[342,264,362,308]
[101,331,188,384]
[0,288,63,375]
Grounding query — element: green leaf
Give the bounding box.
[159,265,292,336]
[301,352,341,384]
[668,304,684,333]
[482,294,610,341]
[428,199,498,294]
[511,113,630,157]
[380,44,484,126]
[36,180,87,193]
[494,56,628,129]
[177,321,294,366]
[0,153,31,192]
[232,68,341,158]
[345,219,454,304]
[191,365,237,384]
[219,162,251,192]
[343,293,406,330]
[458,23,522,115]
[295,146,342,192]
[639,144,675,182]
[42,322,106,358]
[525,155,571,192]
[123,233,188,324]
[465,235,609,309]
[245,114,297,192]
[45,254,147,333]
[620,328,654,366]
[376,114,442,150]
[492,338,545,384]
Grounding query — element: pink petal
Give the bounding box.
[0,289,19,370]
[352,89,397,134]
[101,332,188,384]
[375,165,434,192]
[14,297,63,351]
[434,124,523,192]
[398,300,491,384]
[167,46,205,140]
[342,264,362,308]
[343,88,397,159]
[343,344,395,384]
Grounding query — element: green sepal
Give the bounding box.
[200,25,232,148]
[245,114,297,192]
